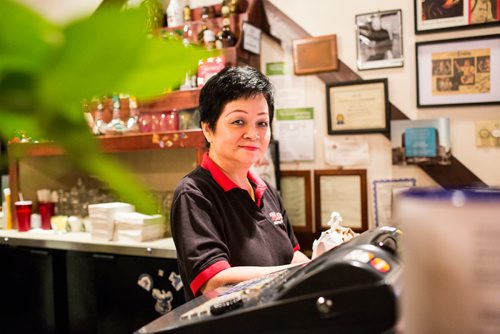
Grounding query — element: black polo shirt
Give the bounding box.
[171,153,300,300]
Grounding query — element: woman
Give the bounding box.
[170,66,310,301]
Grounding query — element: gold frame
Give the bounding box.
[292,34,338,75]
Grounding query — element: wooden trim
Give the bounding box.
[262,0,486,188]
[280,170,313,233]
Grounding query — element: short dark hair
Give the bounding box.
[199,66,274,132]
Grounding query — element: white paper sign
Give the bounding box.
[266,62,306,108]
[242,22,261,55]
[323,136,369,167]
[274,108,315,162]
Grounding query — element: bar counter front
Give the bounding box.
[0,229,183,334]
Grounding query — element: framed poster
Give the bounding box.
[415,0,500,34]
[355,9,404,70]
[280,170,312,233]
[416,34,500,107]
[326,79,389,135]
[314,169,368,233]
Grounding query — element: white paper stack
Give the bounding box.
[114,212,165,242]
[88,202,135,241]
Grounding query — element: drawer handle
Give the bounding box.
[92,253,115,260]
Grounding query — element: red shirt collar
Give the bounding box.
[201,153,267,206]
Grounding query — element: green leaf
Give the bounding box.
[120,39,214,99]
[0,0,61,73]
[39,6,149,110]
[81,154,158,214]
[0,109,42,139]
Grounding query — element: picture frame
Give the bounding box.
[355,9,404,70]
[292,34,338,75]
[414,0,500,34]
[280,170,313,233]
[416,34,500,107]
[314,169,368,233]
[372,178,416,227]
[326,79,389,135]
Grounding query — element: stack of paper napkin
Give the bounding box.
[114,212,165,242]
[88,202,135,241]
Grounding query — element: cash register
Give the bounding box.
[136,226,402,334]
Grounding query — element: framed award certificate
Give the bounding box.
[326,79,389,135]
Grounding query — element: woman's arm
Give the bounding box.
[200,252,310,294]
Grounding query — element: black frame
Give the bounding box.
[269,139,281,191]
[414,0,500,34]
[326,79,390,135]
[416,34,500,108]
[355,9,404,70]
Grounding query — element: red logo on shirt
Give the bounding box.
[269,212,284,225]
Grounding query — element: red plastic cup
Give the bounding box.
[39,202,55,230]
[15,200,33,232]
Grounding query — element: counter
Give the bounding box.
[0,229,177,259]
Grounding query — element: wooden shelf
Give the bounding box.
[138,88,201,112]
[8,130,206,157]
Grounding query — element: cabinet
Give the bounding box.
[65,251,183,334]
[0,243,182,334]
[0,245,63,333]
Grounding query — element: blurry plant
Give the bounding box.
[0,0,211,213]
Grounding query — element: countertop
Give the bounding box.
[0,229,177,259]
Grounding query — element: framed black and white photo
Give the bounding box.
[356,9,404,70]
[326,79,390,135]
[416,34,500,107]
[415,0,500,34]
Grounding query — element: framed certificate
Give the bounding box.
[326,79,389,135]
[280,170,312,233]
[314,169,368,233]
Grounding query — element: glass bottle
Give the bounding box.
[182,4,193,46]
[197,6,210,45]
[166,0,183,27]
[203,29,216,50]
[216,4,237,49]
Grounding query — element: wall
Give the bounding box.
[264,0,500,228]
[17,0,500,228]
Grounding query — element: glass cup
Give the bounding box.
[15,200,33,232]
[39,201,55,230]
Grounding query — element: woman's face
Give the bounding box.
[202,94,271,169]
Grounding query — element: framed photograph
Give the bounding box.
[326,79,389,135]
[280,170,313,233]
[416,34,500,107]
[356,9,404,70]
[292,34,338,75]
[314,169,368,233]
[415,0,500,34]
